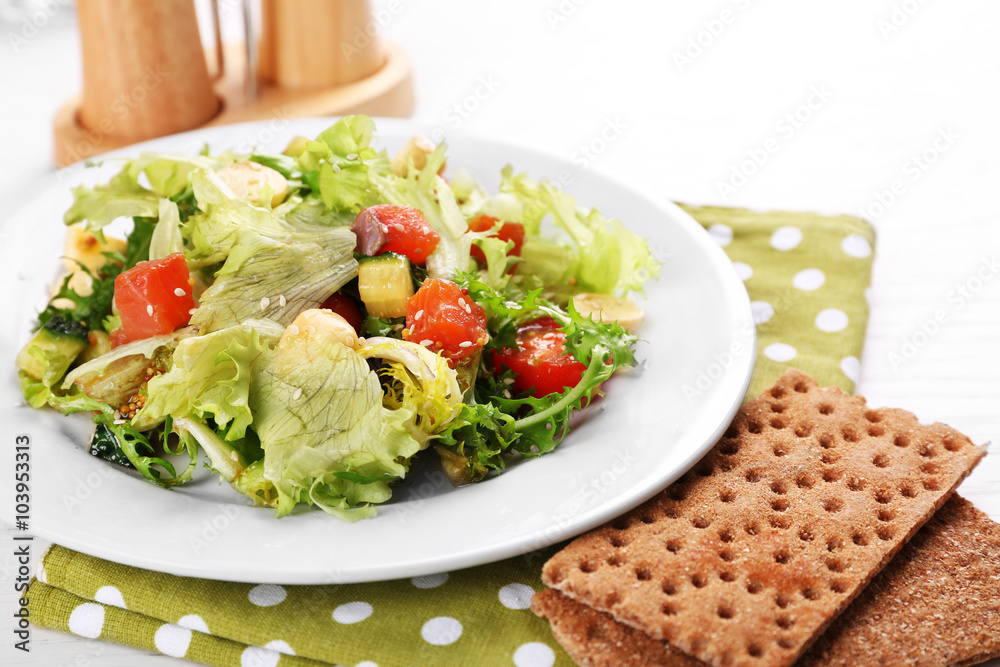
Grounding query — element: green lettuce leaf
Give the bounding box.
[138,321,282,438]
[64,164,160,238]
[62,329,190,389]
[296,115,385,213]
[500,167,660,295]
[356,337,463,445]
[148,198,184,260]
[250,330,421,519]
[189,232,357,333]
[127,152,226,198]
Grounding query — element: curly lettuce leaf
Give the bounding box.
[500,167,660,295]
[356,337,463,445]
[296,115,386,213]
[249,330,421,519]
[138,322,282,438]
[64,164,160,237]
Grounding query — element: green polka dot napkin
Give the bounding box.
[26,206,875,667]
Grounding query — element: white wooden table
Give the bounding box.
[1,1,998,664]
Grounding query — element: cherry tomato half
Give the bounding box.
[110,253,196,347]
[468,214,525,265]
[404,278,487,364]
[495,317,586,397]
[352,205,440,266]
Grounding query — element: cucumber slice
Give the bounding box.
[358,253,415,318]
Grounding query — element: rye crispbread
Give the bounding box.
[540,369,986,667]
[532,495,1000,667]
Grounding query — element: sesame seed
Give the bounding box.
[505,301,520,309]
[279,294,287,308]
[393,223,405,232]
[464,303,472,314]
[146,304,154,317]
[502,377,515,385]
[288,324,300,335]
[260,297,270,310]
[174,287,186,297]
[419,339,433,347]
[113,419,126,425]
[346,153,358,160]
[414,309,424,321]
[458,297,467,308]
[332,163,342,174]
[458,341,473,348]
[230,451,239,461]
[307,325,317,335]
[285,234,294,244]
[189,308,198,315]
[393,323,404,331]
[293,387,303,400]
[503,390,512,399]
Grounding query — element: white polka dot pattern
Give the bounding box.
[68,603,104,639]
[153,624,192,658]
[333,601,373,624]
[498,583,534,610]
[513,642,557,667]
[421,616,463,645]
[248,584,286,607]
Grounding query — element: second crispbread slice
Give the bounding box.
[533,495,1000,667]
[540,369,986,667]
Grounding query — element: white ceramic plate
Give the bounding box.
[0,118,754,584]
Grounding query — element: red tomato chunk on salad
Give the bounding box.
[468,214,525,264]
[320,292,364,333]
[404,278,487,364]
[495,317,588,397]
[110,252,196,347]
[352,205,440,265]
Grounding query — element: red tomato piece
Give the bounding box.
[320,292,364,333]
[404,278,487,364]
[110,253,196,347]
[468,214,525,265]
[495,317,587,397]
[352,205,440,266]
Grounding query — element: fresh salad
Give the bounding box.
[17,116,660,520]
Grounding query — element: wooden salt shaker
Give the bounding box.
[75,0,219,142]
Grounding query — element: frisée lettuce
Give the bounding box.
[17,115,660,520]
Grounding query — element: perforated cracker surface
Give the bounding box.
[541,369,985,667]
[534,496,1000,667]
